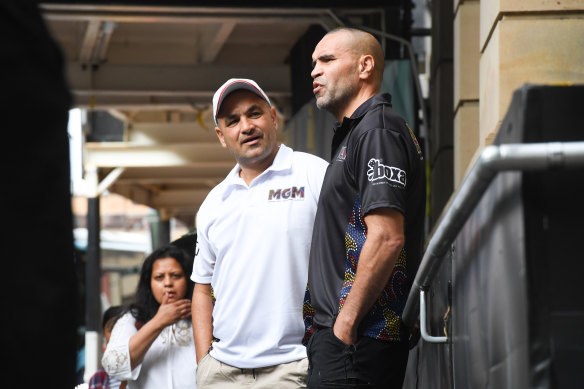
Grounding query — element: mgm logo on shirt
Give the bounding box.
[367,158,406,187]
[268,186,305,201]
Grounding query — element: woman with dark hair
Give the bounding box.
[102,244,197,389]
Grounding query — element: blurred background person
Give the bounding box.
[102,245,197,389]
[89,305,127,389]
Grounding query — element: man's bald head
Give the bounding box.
[311,27,386,120]
[324,27,385,84]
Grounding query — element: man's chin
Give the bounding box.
[315,97,331,111]
[239,148,276,165]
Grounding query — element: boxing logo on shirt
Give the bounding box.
[367,158,406,187]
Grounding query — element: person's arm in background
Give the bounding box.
[128,293,191,369]
[192,283,214,363]
[333,207,405,344]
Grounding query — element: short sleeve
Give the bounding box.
[353,127,409,216]
[191,206,215,284]
[306,155,329,204]
[102,313,140,381]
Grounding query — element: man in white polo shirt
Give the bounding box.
[191,78,328,388]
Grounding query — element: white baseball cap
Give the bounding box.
[212,78,271,125]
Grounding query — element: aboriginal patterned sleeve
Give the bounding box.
[346,126,410,342]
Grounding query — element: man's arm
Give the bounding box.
[192,283,214,363]
[333,207,405,345]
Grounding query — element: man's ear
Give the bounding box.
[270,106,278,130]
[359,54,374,80]
[215,126,227,148]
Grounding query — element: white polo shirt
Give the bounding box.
[191,144,327,369]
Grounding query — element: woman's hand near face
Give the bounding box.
[128,256,192,369]
[153,293,192,328]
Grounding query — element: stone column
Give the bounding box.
[453,0,480,188]
[479,0,584,146]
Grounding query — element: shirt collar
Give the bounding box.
[330,93,392,160]
[224,144,292,187]
[344,92,392,124]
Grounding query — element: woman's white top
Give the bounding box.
[102,312,197,389]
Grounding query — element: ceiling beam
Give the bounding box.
[71,95,292,111]
[79,20,101,64]
[41,4,334,27]
[71,97,200,111]
[127,122,218,144]
[150,188,210,208]
[108,184,153,208]
[67,63,291,95]
[93,21,117,63]
[109,185,209,212]
[115,176,224,187]
[67,63,292,109]
[108,165,233,179]
[97,167,125,195]
[201,21,236,63]
[85,142,234,168]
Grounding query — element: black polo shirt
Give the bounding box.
[306,93,425,342]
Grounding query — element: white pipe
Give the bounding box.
[420,290,448,343]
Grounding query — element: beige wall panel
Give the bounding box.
[454,1,480,109]
[479,24,500,146]
[480,0,499,51]
[454,101,479,188]
[454,0,479,12]
[481,1,584,51]
[480,15,584,146]
[480,1,584,49]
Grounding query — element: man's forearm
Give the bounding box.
[192,283,214,363]
[335,236,402,340]
[334,208,405,344]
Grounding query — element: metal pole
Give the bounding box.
[85,196,101,382]
[147,209,171,251]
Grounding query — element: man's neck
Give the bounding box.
[337,87,378,122]
[238,146,280,186]
[239,166,264,186]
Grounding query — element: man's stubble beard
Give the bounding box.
[315,79,358,119]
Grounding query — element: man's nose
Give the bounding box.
[240,116,254,132]
[311,63,320,79]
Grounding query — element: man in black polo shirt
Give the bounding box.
[305,27,426,388]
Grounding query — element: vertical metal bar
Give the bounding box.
[86,196,101,331]
[85,196,101,381]
[147,209,171,251]
[420,290,448,343]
